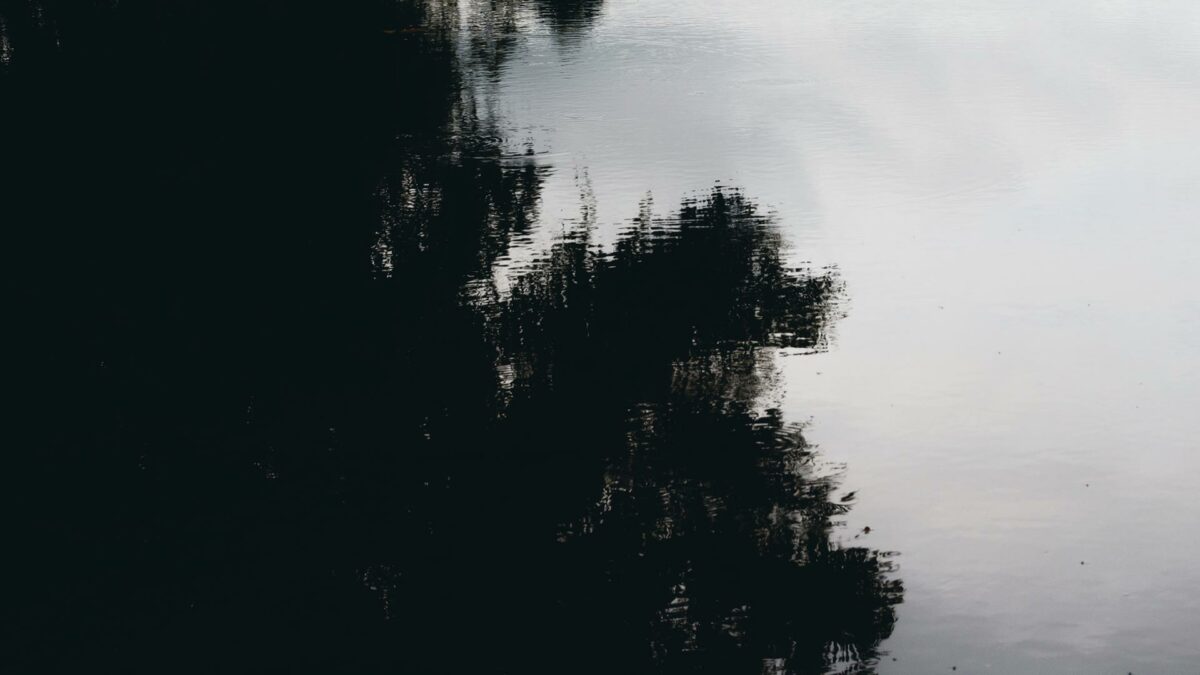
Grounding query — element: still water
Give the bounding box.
[481,0,1200,671]
[6,0,1200,673]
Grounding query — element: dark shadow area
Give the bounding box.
[5,2,900,673]
[532,0,606,42]
[468,189,902,672]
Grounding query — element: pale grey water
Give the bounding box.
[475,0,1200,671]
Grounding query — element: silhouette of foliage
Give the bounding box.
[6,2,901,673]
[470,189,899,672]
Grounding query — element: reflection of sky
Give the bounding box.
[480,0,1200,671]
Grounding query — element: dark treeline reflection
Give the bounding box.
[6,1,900,673]
[480,191,903,672]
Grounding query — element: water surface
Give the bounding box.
[476,1,1200,671]
[6,0,1200,673]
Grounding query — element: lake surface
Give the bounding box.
[7,0,1200,673]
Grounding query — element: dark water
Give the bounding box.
[5,2,896,672]
[6,1,1198,673]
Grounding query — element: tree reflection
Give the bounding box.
[532,0,606,41]
[468,189,902,672]
[8,2,901,673]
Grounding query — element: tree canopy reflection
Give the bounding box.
[7,1,902,673]
[459,189,903,672]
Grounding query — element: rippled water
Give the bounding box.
[6,0,1200,673]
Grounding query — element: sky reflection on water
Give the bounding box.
[477,0,1200,671]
